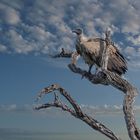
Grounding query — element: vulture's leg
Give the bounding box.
[81,64,93,79]
[95,67,98,74]
[94,65,102,75]
[88,64,93,74]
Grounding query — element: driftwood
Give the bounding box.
[35,30,140,140]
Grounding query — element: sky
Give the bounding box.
[0,0,140,139]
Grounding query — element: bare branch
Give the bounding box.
[36,84,83,116]
[35,101,76,117]
[54,92,59,103]
[51,48,73,58]
[101,30,111,70]
[35,84,120,140]
[68,63,140,140]
[68,64,127,92]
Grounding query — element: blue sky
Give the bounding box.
[0,0,140,139]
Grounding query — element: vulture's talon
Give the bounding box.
[81,72,87,79]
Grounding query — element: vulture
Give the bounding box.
[72,28,127,76]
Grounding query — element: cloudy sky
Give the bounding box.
[0,0,140,139]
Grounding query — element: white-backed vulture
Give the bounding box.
[72,28,127,75]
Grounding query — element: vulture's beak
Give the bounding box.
[72,29,81,35]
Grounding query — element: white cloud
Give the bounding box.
[128,60,140,69]
[102,0,140,34]
[8,29,34,54]
[0,104,32,112]
[0,44,7,52]
[1,103,140,117]
[81,104,140,116]
[124,46,136,56]
[0,0,140,69]
[81,104,123,115]
[5,8,20,25]
[123,46,140,69]
[7,104,17,111]
[0,3,20,25]
[127,35,140,46]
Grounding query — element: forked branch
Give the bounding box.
[35,84,120,140]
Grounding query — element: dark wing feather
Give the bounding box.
[107,45,127,75]
[94,38,127,75]
[77,37,127,75]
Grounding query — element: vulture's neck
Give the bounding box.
[77,34,88,42]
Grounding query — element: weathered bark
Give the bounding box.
[68,64,140,140]
[68,30,140,140]
[35,84,120,140]
[101,30,111,70]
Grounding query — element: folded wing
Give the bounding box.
[81,38,127,75]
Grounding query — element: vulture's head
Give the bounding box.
[72,28,83,35]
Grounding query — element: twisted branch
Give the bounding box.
[35,84,120,140]
[67,30,140,140]
[68,64,140,140]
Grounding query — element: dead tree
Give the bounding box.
[35,31,140,140]
[35,84,120,140]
